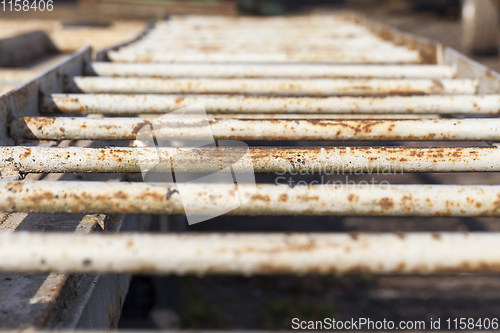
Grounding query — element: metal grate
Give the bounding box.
[2,13,500,326]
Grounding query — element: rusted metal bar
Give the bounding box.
[131,114,440,120]
[120,43,413,54]
[42,94,499,115]
[2,232,500,274]
[164,15,353,25]
[0,146,498,173]
[66,78,478,95]
[128,37,398,49]
[87,63,456,79]
[147,26,373,36]
[131,37,393,49]
[134,26,385,36]
[11,117,500,141]
[120,42,412,53]
[141,29,381,40]
[2,181,500,216]
[149,23,371,34]
[107,50,423,64]
[140,33,382,44]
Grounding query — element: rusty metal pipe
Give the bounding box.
[2,232,500,274]
[107,50,422,64]
[121,44,413,54]
[2,181,500,216]
[147,25,371,34]
[128,37,398,49]
[120,44,414,54]
[164,15,354,25]
[131,37,391,48]
[0,146,499,173]
[87,63,456,79]
[131,114,440,119]
[65,78,478,95]
[10,117,500,141]
[42,94,499,115]
[140,30,383,40]
[140,33,383,43]
[146,27,373,36]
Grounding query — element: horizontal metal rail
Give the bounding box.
[66,78,478,95]
[42,94,500,115]
[139,33,385,43]
[107,50,422,64]
[132,37,395,48]
[6,12,500,327]
[87,63,457,79]
[163,15,355,25]
[146,26,375,35]
[11,117,500,141]
[1,146,498,173]
[146,26,374,36]
[120,44,414,54]
[128,37,400,49]
[135,32,387,41]
[111,46,417,54]
[2,181,500,216]
[126,114,441,119]
[2,232,500,274]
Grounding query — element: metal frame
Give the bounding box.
[2,11,500,329]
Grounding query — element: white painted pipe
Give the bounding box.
[66,78,478,95]
[0,146,499,173]
[11,117,500,141]
[107,50,422,64]
[42,94,498,115]
[87,63,456,79]
[1,232,500,274]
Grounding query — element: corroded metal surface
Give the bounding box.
[107,50,422,64]
[87,62,455,79]
[3,10,500,296]
[11,117,500,141]
[2,182,500,216]
[121,42,421,53]
[128,37,409,51]
[0,21,150,329]
[129,114,440,119]
[109,17,423,64]
[0,48,92,145]
[42,94,500,115]
[3,232,500,274]
[87,63,456,79]
[66,77,478,95]
[0,146,499,173]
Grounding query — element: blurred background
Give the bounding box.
[3,0,500,329]
[2,0,499,90]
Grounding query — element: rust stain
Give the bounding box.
[278,193,288,202]
[252,194,270,202]
[113,191,128,199]
[379,197,394,210]
[347,194,359,203]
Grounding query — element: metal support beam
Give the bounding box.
[66,77,478,95]
[1,181,500,216]
[11,117,500,141]
[42,94,500,115]
[0,146,498,173]
[107,50,422,64]
[87,63,456,79]
[1,232,500,274]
